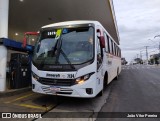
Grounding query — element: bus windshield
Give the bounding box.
[32,26,94,67]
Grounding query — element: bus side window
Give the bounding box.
[104,32,108,53]
[107,35,110,53]
[118,48,120,57]
[109,38,112,54]
[112,41,115,56]
[114,43,116,56]
[116,46,119,57]
[97,37,103,69]
[115,45,118,56]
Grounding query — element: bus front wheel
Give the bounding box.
[97,73,108,97]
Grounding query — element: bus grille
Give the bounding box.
[38,78,75,86]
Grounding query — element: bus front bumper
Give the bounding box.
[32,78,98,98]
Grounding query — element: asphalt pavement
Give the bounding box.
[97,64,160,121]
[1,64,160,121]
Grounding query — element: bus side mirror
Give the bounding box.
[97,29,105,48]
[99,36,105,48]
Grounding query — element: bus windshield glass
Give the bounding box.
[33,26,94,67]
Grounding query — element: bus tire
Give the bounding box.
[98,73,108,97]
[99,90,103,96]
[115,68,119,80]
[98,85,104,97]
[103,73,108,88]
[97,80,104,97]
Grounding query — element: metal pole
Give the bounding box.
[145,46,149,65]
[0,0,9,38]
[140,51,142,59]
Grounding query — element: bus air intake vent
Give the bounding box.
[41,86,73,95]
[38,78,75,86]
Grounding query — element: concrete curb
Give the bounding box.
[0,87,32,98]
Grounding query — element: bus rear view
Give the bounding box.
[32,21,121,98]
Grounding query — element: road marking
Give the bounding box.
[14,103,54,111]
[14,103,47,110]
[5,93,34,104]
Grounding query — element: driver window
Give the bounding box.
[97,37,102,69]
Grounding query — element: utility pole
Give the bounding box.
[145,46,149,65]
[140,51,142,59]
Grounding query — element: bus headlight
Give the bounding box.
[32,72,39,81]
[75,72,95,84]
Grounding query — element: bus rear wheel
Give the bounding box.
[115,68,119,80]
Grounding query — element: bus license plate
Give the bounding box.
[50,86,60,94]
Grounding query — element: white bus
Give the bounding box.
[31,21,121,98]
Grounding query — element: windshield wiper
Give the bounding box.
[60,49,76,70]
[55,37,76,70]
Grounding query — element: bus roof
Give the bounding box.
[42,20,100,28]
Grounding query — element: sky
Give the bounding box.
[113,0,160,62]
